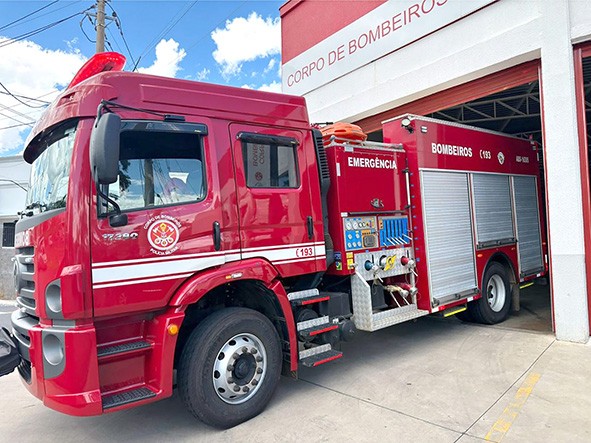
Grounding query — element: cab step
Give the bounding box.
[97,340,152,358]
[102,386,156,410]
[299,344,343,368]
[297,316,338,340]
[288,289,329,306]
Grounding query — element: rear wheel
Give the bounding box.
[178,307,282,428]
[469,262,512,324]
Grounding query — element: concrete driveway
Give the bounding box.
[1,307,590,442]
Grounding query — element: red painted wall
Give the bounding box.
[280,0,386,63]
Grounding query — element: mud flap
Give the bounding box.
[0,327,20,377]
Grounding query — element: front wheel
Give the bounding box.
[469,262,512,324]
[178,307,282,428]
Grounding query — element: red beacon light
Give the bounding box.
[67,52,126,89]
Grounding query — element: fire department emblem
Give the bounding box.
[497,152,505,165]
[147,218,180,253]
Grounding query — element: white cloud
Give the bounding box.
[264,58,277,74]
[195,68,210,81]
[257,82,282,93]
[0,37,87,154]
[138,39,186,78]
[241,82,282,94]
[212,12,280,77]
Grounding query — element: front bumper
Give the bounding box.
[10,310,103,416]
[8,307,183,416]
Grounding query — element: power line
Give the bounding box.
[0,7,93,50]
[104,35,114,52]
[107,3,137,69]
[0,109,34,127]
[0,1,60,32]
[79,14,96,44]
[0,82,48,109]
[0,108,42,124]
[0,122,32,131]
[0,1,80,33]
[134,1,198,71]
[185,0,248,52]
[117,26,136,67]
[0,102,36,123]
[106,26,123,53]
[0,104,47,125]
[0,90,57,126]
[90,1,137,67]
[0,90,51,105]
[0,178,28,191]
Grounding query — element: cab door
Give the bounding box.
[229,124,324,277]
[90,120,239,317]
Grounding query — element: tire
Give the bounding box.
[178,307,282,428]
[469,262,512,324]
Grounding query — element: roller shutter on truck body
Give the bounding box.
[472,173,515,248]
[421,170,544,303]
[512,175,544,277]
[420,170,478,303]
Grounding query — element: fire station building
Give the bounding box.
[280,0,591,342]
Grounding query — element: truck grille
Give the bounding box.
[14,247,36,316]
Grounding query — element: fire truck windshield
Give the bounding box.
[26,120,78,213]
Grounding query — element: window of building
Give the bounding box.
[2,222,15,248]
[240,133,299,188]
[106,121,206,213]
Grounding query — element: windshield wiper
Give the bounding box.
[20,201,48,217]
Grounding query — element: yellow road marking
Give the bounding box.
[484,372,541,442]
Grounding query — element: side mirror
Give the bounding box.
[90,113,121,184]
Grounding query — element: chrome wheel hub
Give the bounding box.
[212,333,267,404]
[487,274,506,312]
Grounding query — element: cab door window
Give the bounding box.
[105,121,206,213]
[240,133,299,188]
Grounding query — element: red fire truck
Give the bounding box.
[0,53,546,428]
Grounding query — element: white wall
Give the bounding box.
[299,0,591,342]
[571,0,591,43]
[539,0,589,343]
[304,0,543,124]
[0,155,30,218]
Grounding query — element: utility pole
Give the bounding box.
[85,0,116,54]
[95,0,106,53]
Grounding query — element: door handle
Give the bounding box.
[307,216,314,240]
[213,221,221,251]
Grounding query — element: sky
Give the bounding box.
[0,0,285,157]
